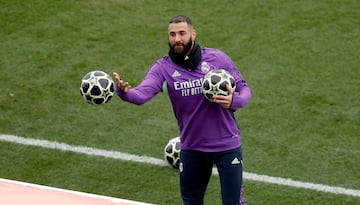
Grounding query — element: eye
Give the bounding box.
[179,31,186,36]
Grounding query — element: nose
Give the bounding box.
[174,34,181,42]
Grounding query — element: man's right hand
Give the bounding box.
[113,72,131,93]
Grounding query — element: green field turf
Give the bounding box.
[1,0,359,204]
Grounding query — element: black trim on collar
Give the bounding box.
[168,42,202,71]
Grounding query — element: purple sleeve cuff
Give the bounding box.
[230,86,252,110]
[115,85,124,97]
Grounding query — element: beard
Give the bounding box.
[168,37,194,56]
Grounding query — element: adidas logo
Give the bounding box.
[231,157,242,165]
[172,70,181,77]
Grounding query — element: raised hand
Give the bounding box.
[113,72,132,93]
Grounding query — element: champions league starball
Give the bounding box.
[80,70,115,105]
[164,137,181,169]
[201,69,236,101]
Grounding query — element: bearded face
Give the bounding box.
[168,21,196,56]
[168,36,194,56]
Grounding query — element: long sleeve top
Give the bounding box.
[116,47,251,152]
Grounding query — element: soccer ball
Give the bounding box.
[80,70,115,105]
[202,69,236,101]
[164,137,181,169]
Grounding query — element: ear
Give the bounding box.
[192,29,197,40]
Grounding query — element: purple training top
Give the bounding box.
[116,47,252,152]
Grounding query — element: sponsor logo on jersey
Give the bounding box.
[173,78,204,97]
[171,61,214,97]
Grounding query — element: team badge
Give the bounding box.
[201,62,210,73]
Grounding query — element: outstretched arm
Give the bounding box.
[112,68,164,105]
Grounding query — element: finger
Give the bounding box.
[113,72,124,88]
[226,84,233,95]
[112,72,119,79]
[113,72,120,82]
[213,94,226,100]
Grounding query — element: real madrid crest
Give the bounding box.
[201,61,210,74]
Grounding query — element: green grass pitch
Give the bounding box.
[0,0,359,204]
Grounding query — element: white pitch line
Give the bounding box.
[1,134,359,198]
[0,134,167,166]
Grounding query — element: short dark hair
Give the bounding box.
[169,15,193,26]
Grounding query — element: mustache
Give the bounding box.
[168,42,185,47]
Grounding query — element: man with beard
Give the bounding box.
[113,15,251,205]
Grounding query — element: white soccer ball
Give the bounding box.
[80,70,115,105]
[202,69,236,101]
[164,137,181,169]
